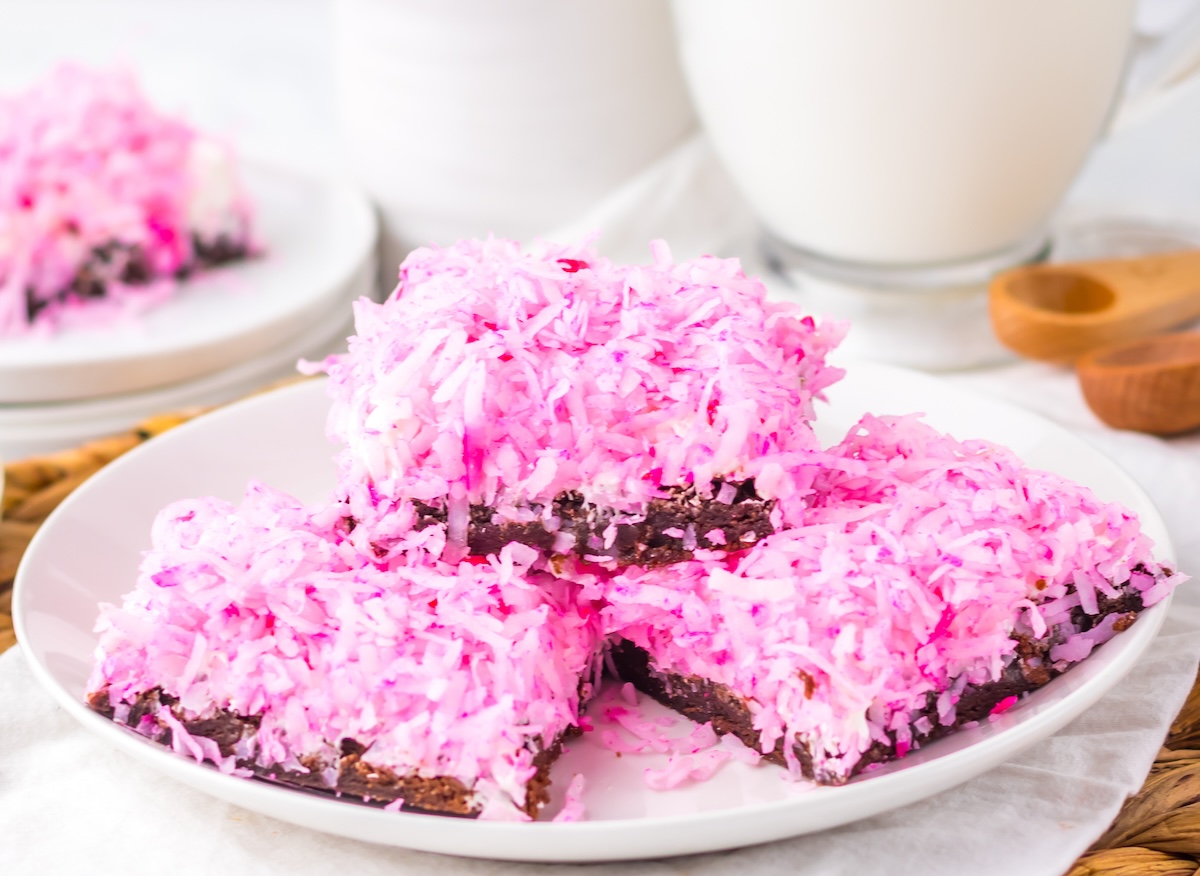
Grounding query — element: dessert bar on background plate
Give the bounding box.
[0,158,376,404]
[13,362,1176,861]
[1,67,256,338]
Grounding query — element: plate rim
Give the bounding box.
[12,363,1179,862]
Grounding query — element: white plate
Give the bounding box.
[13,361,1173,862]
[0,158,378,404]
[0,260,366,460]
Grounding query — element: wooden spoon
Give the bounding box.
[989,250,1200,362]
[1076,332,1200,435]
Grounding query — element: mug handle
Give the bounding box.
[1110,5,1200,132]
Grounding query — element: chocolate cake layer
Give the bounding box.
[608,579,1148,784]
[25,234,251,321]
[406,477,774,567]
[87,689,566,818]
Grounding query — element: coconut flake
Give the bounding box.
[552,773,587,822]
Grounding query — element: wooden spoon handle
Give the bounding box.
[990,250,1200,362]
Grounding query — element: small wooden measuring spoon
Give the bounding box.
[989,251,1200,362]
[1076,332,1200,435]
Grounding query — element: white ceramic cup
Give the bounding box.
[670,0,1200,275]
[331,0,697,283]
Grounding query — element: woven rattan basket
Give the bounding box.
[1,403,1197,874]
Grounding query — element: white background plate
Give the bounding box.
[13,361,1173,862]
[0,301,357,460]
[0,159,377,403]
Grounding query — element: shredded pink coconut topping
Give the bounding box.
[88,483,602,818]
[595,414,1182,783]
[311,237,844,552]
[0,65,253,336]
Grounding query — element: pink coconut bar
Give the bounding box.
[0,65,254,336]
[597,413,1183,784]
[86,483,603,820]
[311,237,844,561]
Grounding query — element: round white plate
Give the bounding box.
[0,255,367,460]
[0,158,378,404]
[13,361,1173,862]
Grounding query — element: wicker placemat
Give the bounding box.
[0,409,198,652]
[1,409,1198,874]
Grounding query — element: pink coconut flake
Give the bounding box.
[605,716,743,792]
[315,237,845,556]
[989,695,1019,716]
[551,773,587,822]
[645,749,733,791]
[716,732,763,766]
[681,721,720,753]
[599,729,645,756]
[618,682,639,706]
[599,705,677,755]
[0,65,255,336]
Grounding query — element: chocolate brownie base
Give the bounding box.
[87,688,568,818]
[608,580,1148,784]
[25,234,251,322]
[405,478,774,567]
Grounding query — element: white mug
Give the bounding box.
[670,0,1200,273]
[331,0,697,284]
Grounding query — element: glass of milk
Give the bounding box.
[670,0,1200,367]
